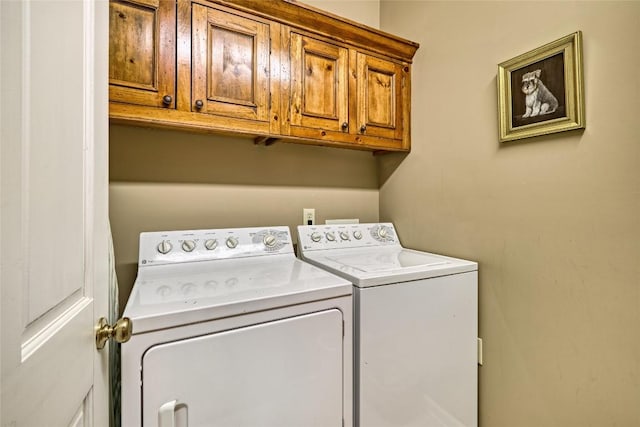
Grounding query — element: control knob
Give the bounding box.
[325,232,336,242]
[377,226,389,239]
[181,240,196,252]
[310,232,322,242]
[263,234,278,248]
[353,230,363,240]
[181,282,196,295]
[204,280,218,289]
[204,239,218,250]
[226,236,239,249]
[339,231,350,241]
[157,240,173,254]
[156,285,172,297]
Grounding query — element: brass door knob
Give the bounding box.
[162,95,173,106]
[195,99,204,109]
[341,122,348,131]
[360,124,367,133]
[95,317,132,350]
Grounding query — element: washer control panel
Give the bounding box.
[139,226,293,266]
[298,223,399,251]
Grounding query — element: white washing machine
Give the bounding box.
[121,226,353,427]
[298,223,478,427]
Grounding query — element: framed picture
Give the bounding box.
[497,31,585,143]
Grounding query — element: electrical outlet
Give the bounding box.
[303,208,315,225]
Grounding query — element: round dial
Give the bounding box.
[377,227,389,239]
[156,285,172,297]
[204,280,218,289]
[181,282,196,295]
[181,240,196,252]
[353,230,363,240]
[157,240,173,254]
[204,239,218,250]
[339,231,350,241]
[325,232,336,242]
[310,232,322,242]
[226,236,239,249]
[263,234,278,248]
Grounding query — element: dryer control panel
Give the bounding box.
[298,223,400,252]
[139,226,293,266]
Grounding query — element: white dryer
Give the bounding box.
[298,223,478,427]
[121,226,353,427]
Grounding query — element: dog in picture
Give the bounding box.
[521,69,559,118]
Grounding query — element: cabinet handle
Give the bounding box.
[360,124,366,133]
[195,99,204,109]
[162,95,172,106]
[341,122,348,131]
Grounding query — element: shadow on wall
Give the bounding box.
[110,124,379,189]
[377,151,409,187]
[498,128,585,149]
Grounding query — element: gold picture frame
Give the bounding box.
[498,31,585,143]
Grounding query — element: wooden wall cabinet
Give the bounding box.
[356,53,407,144]
[109,0,176,108]
[109,0,419,152]
[285,32,409,150]
[190,3,275,134]
[289,33,349,136]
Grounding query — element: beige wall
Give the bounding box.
[379,1,640,426]
[110,126,379,311]
[304,0,380,28]
[110,1,640,424]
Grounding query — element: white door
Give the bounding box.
[1,1,109,426]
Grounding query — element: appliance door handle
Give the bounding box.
[158,400,178,427]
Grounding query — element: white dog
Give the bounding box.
[521,69,558,118]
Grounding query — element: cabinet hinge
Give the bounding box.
[269,37,272,54]
[342,321,345,337]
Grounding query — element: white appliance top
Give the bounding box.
[297,223,477,287]
[124,226,351,334]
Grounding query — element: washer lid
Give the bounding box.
[123,255,351,334]
[302,247,477,287]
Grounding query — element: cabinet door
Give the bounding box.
[356,53,404,140]
[290,34,349,133]
[109,0,175,108]
[192,5,270,127]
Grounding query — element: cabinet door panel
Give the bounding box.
[109,0,175,107]
[192,5,270,124]
[290,34,348,132]
[357,54,403,140]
